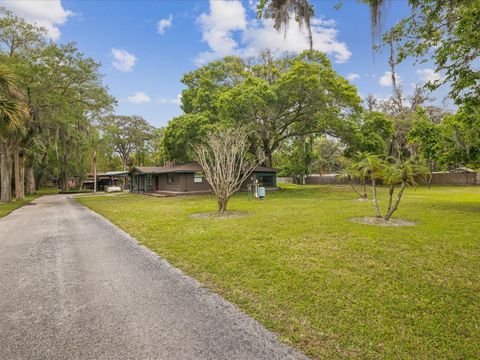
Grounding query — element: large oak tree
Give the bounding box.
[163,51,361,166]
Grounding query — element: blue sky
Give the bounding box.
[4,0,450,128]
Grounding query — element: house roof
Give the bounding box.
[254,166,280,173]
[450,167,475,173]
[130,162,278,175]
[101,171,130,177]
[131,162,203,174]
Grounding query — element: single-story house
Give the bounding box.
[129,161,278,195]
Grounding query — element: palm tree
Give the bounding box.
[357,154,385,218]
[0,65,27,135]
[382,160,403,217]
[383,159,427,220]
[357,154,427,221]
[0,64,28,202]
[338,161,367,199]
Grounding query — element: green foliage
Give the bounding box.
[275,136,314,180]
[0,9,115,194]
[346,111,394,156]
[311,136,343,174]
[338,159,368,199]
[357,153,385,181]
[99,115,153,170]
[181,56,246,115]
[143,127,165,166]
[258,0,480,106]
[162,113,214,163]
[277,135,344,178]
[408,108,441,169]
[357,153,428,219]
[165,50,361,165]
[389,0,480,106]
[437,105,480,169]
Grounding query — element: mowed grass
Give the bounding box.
[77,185,480,359]
[0,187,59,218]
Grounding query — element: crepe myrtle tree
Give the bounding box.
[195,127,264,213]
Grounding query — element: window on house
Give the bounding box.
[167,173,175,183]
[194,172,203,183]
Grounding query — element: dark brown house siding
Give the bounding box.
[156,173,184,192]
[129,162,277,195]
[183,173,212,192]
[152,173,212,192]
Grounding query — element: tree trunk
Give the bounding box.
[122,156,127,171]
[386,184,395,215]
[265,152,272,168]
[217,197,228,213]
[371,178,382,218]
[93,150,97,193]
[362,182,368,199]
[61,152,69,192]
[14,145,25,200]
[26,166,36,195]
[19,152,25,197]
[349,178,363,199]
[427,161,433,189]
[36,152,48,190]
[385,182,407,220]
[1,141,12,202]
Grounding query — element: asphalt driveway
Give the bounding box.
[0,195,306,360]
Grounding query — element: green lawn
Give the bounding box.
[77,185,480,359]
[0,187,59,218]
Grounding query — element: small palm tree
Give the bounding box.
[382,160,403,218]
[357,153,428,221]
[357,154,385,218]
[338,161,367,199]
[383,159,427,220]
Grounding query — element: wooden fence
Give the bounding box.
[276,177,294,184]
[304,174,350,185]
[299,172,479,186]
[416,172,478,186]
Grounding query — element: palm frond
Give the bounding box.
[0,96,28,135]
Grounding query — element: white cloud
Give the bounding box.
[2,0,74,41]
[379,71,401,87]
[112,49,137,72]
[157,14,173,34]
[346,73,360,82]
[195,0,351,65]
[196,0,247,64]
[158,94,181,105]
[242,18,351,63]
[417,68,442,83]
[247,0,258,11]
[127,92,150,104]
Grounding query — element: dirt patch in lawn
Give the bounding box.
[351,217,416,227]
[190,211,250,219]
